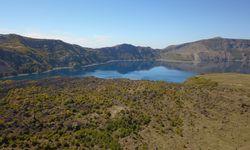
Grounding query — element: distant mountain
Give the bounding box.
[0,34,250,77]
[92,43,158,63]
[161,37,250,62]
[0,34,158,77]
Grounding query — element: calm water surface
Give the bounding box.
[1,61,250,83]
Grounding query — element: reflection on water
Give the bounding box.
[82,66,195,83]
[1,61,250,83]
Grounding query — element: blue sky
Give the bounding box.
[1,0,250,48]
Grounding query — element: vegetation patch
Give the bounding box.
[0,74,250,149]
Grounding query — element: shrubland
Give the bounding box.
[0,73,250,149]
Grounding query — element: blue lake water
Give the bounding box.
[81,66,195,83]
[1,61,250,83]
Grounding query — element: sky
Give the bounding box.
[1,0,250,48]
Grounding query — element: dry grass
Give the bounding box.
[199,73,250,90]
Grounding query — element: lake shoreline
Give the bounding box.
[1,59,195,79]
[0,59,247,79]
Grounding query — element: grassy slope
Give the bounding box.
[184,74,250,150]
[199,73,250,90]
[0,73,250,149]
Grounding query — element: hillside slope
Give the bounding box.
[161,37,250,62]
[0,34,158,77]
[1,34,250,77]
[0,73,250,149]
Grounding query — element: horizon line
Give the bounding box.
[1,33,250,50]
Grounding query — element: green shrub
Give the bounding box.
[75,128,120,149]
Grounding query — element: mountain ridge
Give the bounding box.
[0,34,250,77]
